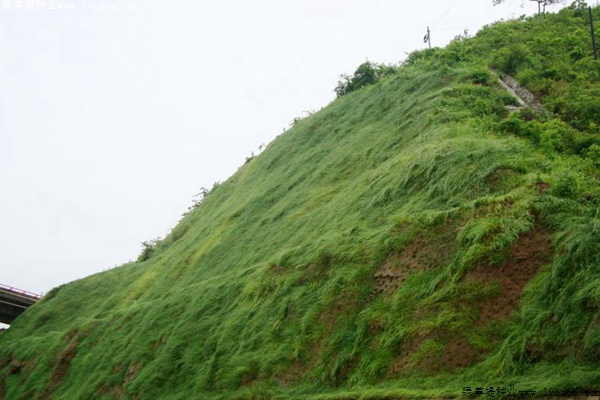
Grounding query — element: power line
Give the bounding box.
[432,0,461,28]
[425,0,462,48]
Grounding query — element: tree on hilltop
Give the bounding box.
[334,61,396,97]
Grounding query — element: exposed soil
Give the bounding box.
[440,333,482,369]
[0,358,31,400]
[98,363,141,398]
[279,222,554,383]
[274,343,322,387]
[99,384,125,399]
[269,263,288,276]
[465,227,553,326]
[536,182,550,194]
[37,341,78,400]
[391,226,553,375]
[374,221,460,297]
[125,363,141,385]
[392,327,483,375]
[277,270,364,387]
[486,167,519,194]
[0,359,10,400]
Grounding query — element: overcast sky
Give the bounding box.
[0,0,569,298]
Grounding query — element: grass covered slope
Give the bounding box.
[2,6,600,399]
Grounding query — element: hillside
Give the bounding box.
[2,4,600,399]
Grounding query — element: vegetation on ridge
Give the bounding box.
[1,3,600,399]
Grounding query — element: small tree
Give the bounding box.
[137,238,161,262]
[188,186,210,210]
[334,61,396,97]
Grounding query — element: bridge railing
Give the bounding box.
[0,283,42,301]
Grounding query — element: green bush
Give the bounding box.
[492,44,531,75]
[463,67,495,86]
[552,172,580,198]
[540,129,564,153]
[497,113,543,142]
[498,114,527,136]
[334,61,397,97]
[402,48,442,67]
[585,143,600,167]
[136,238,161,262]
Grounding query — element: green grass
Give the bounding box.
[1,5,600,399]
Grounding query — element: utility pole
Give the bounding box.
[592,7,598,60]
[424,26,431,49]
[530,0,544,15]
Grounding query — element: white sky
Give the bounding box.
[0,0,567,297]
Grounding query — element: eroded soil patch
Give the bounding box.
[0,358,24,400]
[98,363,142,398]
[391,227,553,375]
[38,340,78,400]
[465,227,553,325]
[374,221,460,296]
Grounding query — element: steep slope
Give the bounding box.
[2,5,600,399]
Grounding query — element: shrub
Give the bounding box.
[334,61,397,97]
[498,114,527,136]
[492,44,531,75]
[497,113,544,141]
[402,48,443,67]
[540,129,564,153]
[586,144,600,167]
[137,238,161,262]
[552,173,579,198]
[464,67,495,86]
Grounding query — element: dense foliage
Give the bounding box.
[1,4,599,399]
[406,1,600,157]
[334,61,396,97]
